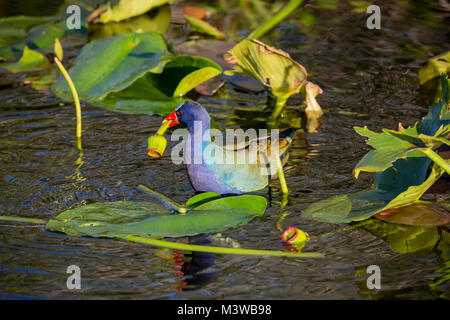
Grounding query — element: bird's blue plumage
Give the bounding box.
[174,101,296,194]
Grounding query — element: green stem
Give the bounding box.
[0,216,47,225]
[247,0,303,39]
[269,96,288,121]
[0,215,323,257]
[121,235,323,258]
[54,57,82,141]
[275,154,288,194]
[138,185,186,214]
[421,148,450,175]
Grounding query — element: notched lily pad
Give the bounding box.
[52,32,170,101]
[52,32,221,115]
[186,192,222,209]
[46,191,267,238]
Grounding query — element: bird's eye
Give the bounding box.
[176,110,184,117]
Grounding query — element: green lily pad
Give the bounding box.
[92,76,186,115]
[52,32,170,100]
[177,39,264,94]
[225,39,308,99]
[0,19,87,62]
[156,55,222,97]
[46,192,267,238]
[52,32,222,115]
[0,15,55,48]
[224,39,322,116]
[302,191,387,224]
[87,0,172,23]
[186,192,222,209]
[89,55,221,114]
[302,156,445,224]
[1,46,50,73]
[88,5,171,41]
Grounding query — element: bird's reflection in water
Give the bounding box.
[169,236,218,292]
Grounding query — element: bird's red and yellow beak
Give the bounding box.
[156,110,179,135]
[147,110,179,158]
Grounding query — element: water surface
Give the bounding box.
[0,0,449,299]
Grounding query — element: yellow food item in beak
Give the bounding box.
[147,134,167,158]
[147,112,179,159]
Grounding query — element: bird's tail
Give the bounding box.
[279,127,300,144]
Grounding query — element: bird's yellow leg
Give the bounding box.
[275,155,288,194]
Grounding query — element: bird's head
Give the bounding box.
[147,101,208,158]
[154,101,209,134]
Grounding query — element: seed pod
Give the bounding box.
[147,134,167,158]
[282,227,310,245]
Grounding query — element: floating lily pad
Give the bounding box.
[46,192,267,238]
[90,54,221,114]
[52,32,170,100]
[0,15,54,48]
[0,46,50,73]
[302,191,387,224]
[92,74,185,115]
[88,0,172,23]
[0,19,87,62]
[178,40,264,95]
[186,192,222,209]
[52,32,222,115]
[88,5,172,40]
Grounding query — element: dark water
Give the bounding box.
[0,0,449,299]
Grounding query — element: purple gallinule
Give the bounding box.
[148,101,297,194]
